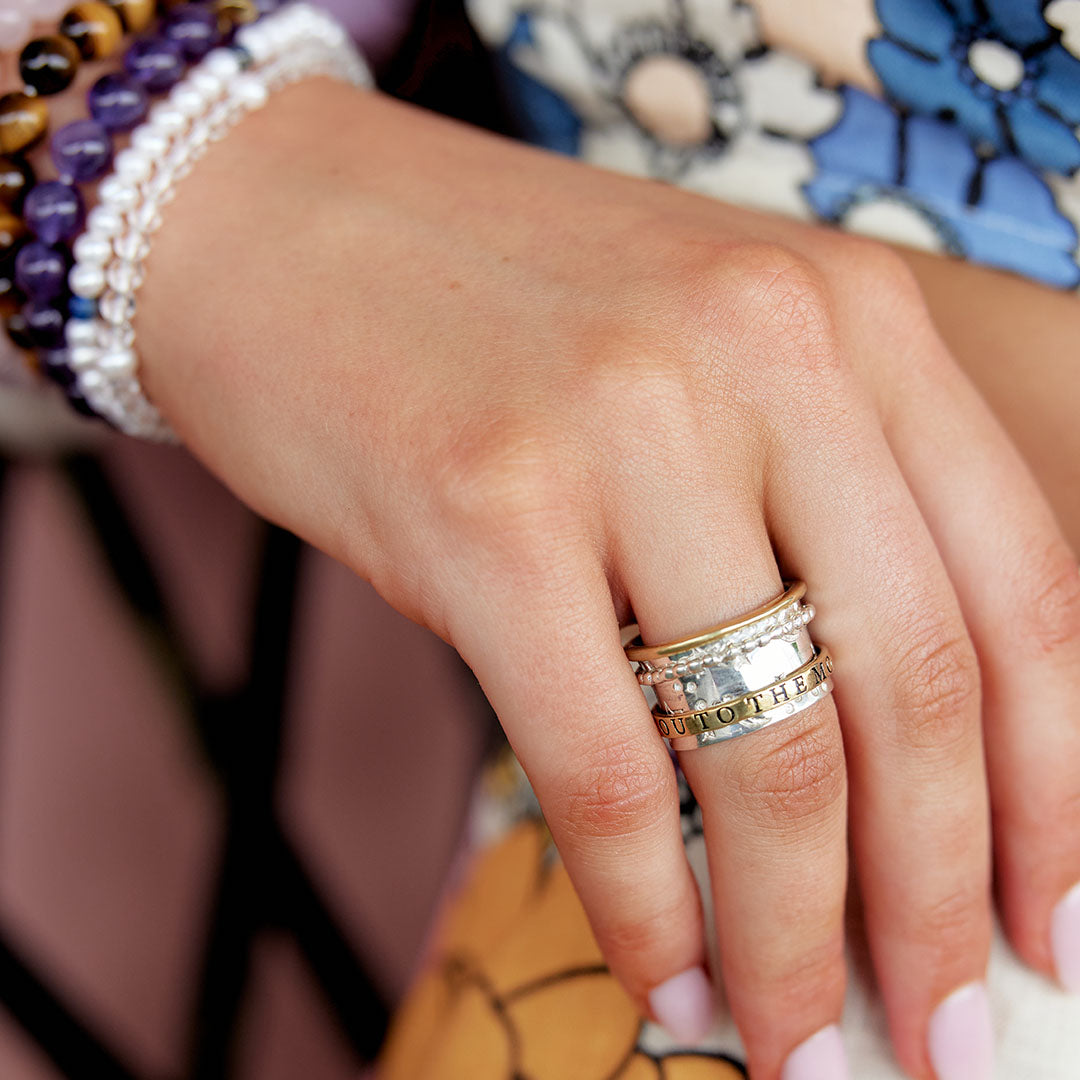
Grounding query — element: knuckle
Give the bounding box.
[729,929,846,1004]
[599,899,686,960]
[830,232,926,312]
[892,620,981,752]
[429,414,565,538]
[1011,541,1080,660]
[908,884,989,958]
[557,740,676,842]
[570,325,697,447]
[676,241,846,385]
[734,707,846,823]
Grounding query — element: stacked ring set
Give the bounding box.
[624,581,836,750]
[0,0,371,436]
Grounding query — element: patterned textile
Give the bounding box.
[461,0,1080,288]
[380,745,1080,1077]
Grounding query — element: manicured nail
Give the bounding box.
[781,1024,848,1080]
[1051,881,1080,994]
[927,982,993,1080]
[648,966,714,1045]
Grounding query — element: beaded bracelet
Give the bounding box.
[0,2,278,383]
[62,3,371,439]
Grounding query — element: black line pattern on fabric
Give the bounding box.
[0,456,390,1077]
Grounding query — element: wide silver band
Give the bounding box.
[644,625,833,749]
[667,676,833,749]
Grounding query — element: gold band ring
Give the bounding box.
[624,581,806,662]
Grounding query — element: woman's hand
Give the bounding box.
[136,79,1080,1080]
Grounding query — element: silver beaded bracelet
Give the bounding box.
[64,3,373,441]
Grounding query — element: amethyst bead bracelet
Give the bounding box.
[124,35,186,91]
[2,1,273,381]
[51,118,113,182]
[89,71,149,130]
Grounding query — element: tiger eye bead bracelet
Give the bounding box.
[59,3,125,61]
[0,2,235,367]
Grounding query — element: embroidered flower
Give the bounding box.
[476,0,839,217]
[805,86,1080,288]
[868,0,1080,174]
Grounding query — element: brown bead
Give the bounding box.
[215,0,259,32]
[0,214,28,263]
[103,0,155,33]
[19,35,82,97]
[0,93,49,157]
[0,157,35,212]
[60,2,124,61]
[0,240,23,323]
[5,310,34,353]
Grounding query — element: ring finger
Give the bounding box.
[618,469,850,1080]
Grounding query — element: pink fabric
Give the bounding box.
[312,0,421,64]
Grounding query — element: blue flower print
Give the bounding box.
[869,0,1080,174]
[493,11,584,156]
[805,86,1080,288]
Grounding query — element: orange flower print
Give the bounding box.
[379,822,746,1079]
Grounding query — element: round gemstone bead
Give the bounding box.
[23,300,67,349]
[15,241,69,301]
[103,0,155,32]
[5,310,34,351]
[0,267,19,319]
[19,35,82,96]
[60,2,124,61]
[0,92,49,156]
[41,348,77,387]
[51,118,113,182]
[164,5,221,60]
[23,181,84,245]
[0,212,29,262]
[89,72,148,132]
[0,156,35,211]
[124,36,186,93]
[68,294,99,320]
[215,0,259,31]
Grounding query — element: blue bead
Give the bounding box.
[124,36,186,93]
[51,118,113,182]
[231,44,254,70]
[15,241,69,301]
[164,5,220,61]
[67,294,98,320]
[88,72,149,132]
[23,181,84,244]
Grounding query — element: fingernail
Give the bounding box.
[1051,881,1080,994]
[927,981,994,1080]
[781,1024,848,1080]
[648,966,714,1045]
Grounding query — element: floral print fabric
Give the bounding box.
[463,0,1080,288]
[380,746,1080,1077]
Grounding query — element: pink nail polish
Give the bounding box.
[647,966,714,1045]
[1052,881,1080,994]
[927,982,994,1080]
[781,1024,848,1080]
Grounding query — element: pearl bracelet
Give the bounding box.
[62,2,372,439]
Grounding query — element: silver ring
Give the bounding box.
[667,675,834,749]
